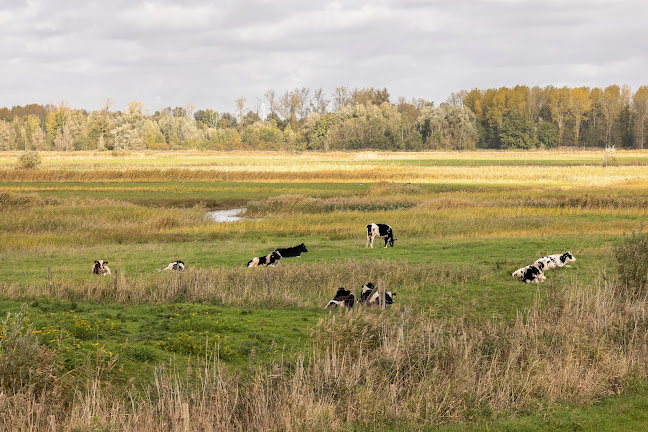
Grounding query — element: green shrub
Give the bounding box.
[615,232,648,299]
[0,306,59,395]
[15,150,42,169]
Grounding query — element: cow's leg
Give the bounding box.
[384,236,389,248]
[368,235,374,248]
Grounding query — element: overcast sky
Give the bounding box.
[2,0,647,114]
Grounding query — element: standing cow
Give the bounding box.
[366,223,396,248]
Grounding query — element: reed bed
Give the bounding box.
[2,163,648,186]
[1,260,478,308]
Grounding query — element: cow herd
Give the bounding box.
[92,221,577,308]
[512,251,576,283]
[325,282,397,309]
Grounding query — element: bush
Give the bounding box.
[601,146,619,167]
[615,232,648,299]
[0,306,59,395]
[15,150,41,169]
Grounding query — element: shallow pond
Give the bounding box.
[206,208,246,222]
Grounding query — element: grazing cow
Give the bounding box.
[274,243,308,258]
[359,282,396,305]
[325,288,355,308]
[534,251,576,270]
[366,223,397,248]
[92,260,111,276]
[247,251,282,268]
[512,264,546,284]
[160,260,185,271]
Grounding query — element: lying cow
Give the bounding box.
[512,263,546,284]
[325,288,355,308]
[534,251,576,270]
[359,282,396,306]
[160,260,185,271]
[92,260,111,276]
[247,251,282,268]
[274,243,308,258]
[366,223,396,248]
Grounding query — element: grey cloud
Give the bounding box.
[1,0,646,112]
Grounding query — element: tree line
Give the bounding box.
[1,84,646,152]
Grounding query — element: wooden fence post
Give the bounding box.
[48,266,52,296]
[113,269,118,291]
[265,267,271,298]
[378,279,386,310]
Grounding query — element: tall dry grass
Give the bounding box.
[1,260,477,308]
[1,275,648,431]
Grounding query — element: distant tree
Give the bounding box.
[446,90,468,107]
[500,111,534,149]
[240,111,261,129]
[417,103,478,150]
[235,98,247,124]
[569,87,591,147]
[0,120,16,150]
[264,89,277,118]
[306,112,339,150]
[548,87,570,146]
[350,87,390,106]
[311,88,329,114]
[600,85,624,145]
[332,87,350,111]
[616,104,635,148]
[633,86,648,149]
[536,121,559,148]
[218,113,238,129]
[194,109,219,129]
[126,101,145,117]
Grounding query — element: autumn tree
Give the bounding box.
[633,86,648,149]
[569,87,591,147]
[548,87,570,146]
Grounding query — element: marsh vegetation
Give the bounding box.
[1,150,648,431]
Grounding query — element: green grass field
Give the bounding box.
[1,150,648,430]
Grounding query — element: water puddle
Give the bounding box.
[206,208,247,222]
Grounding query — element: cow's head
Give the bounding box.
[512,268,524,279]
[299,243,308,253]
[389,238,397,247]
[385,291,396,304]
[561,251,576,263]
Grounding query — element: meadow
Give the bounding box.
[1,149,648,431]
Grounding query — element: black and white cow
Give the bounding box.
[325,288,355,308]
[512,263,546,284]
[534,251,576,271]
[92,260,111,276]
[274,243,308,258]
[160,260,185,271]
[366,223,396,248]
[359,282,396,305]
[247,251,282,268]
